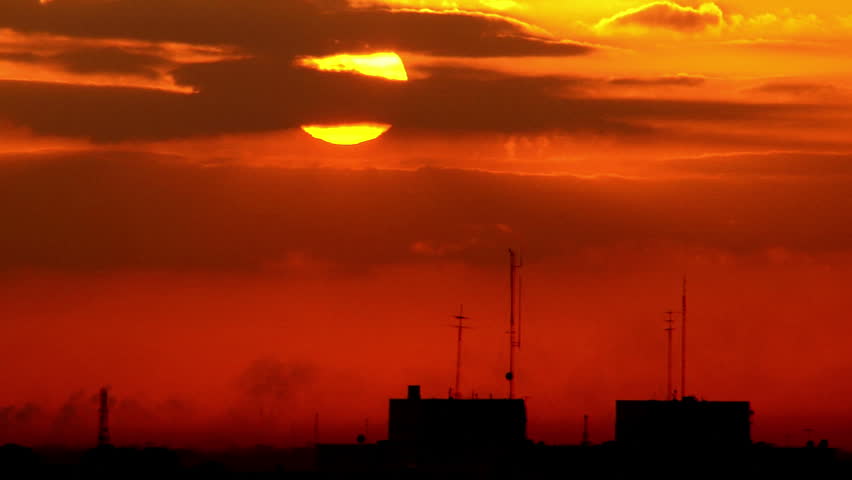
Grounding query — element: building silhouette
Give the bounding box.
[615,397,752,449]
[388,385,527,449]
[317,385,528,472]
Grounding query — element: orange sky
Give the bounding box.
[1,0,852,449]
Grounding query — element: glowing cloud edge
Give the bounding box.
[297,52,409,81]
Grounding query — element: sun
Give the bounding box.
[301,123,393,146]
[297,52,408,82]
[298,52,406,145]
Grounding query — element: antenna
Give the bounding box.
[681,276,687,399]
[664,311,676,401]
[582,414,590,446]
[506,249,522,399]
[452,305,470,399]
[518,258,524,348]
[97,387,111,447]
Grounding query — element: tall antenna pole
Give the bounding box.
[680,276,687,399]
[582,414,590,446]
[518,263,523,349]
[453,305,470,399]
[98,387,110,447]
[506,249,522,399]
[664,311,676,401]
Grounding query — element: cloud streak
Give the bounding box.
[609,74,707,87]
[2,151,852,273]
[596,2,724,33]
[1,0,592,58]
[1,63,836,144]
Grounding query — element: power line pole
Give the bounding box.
[452,305,470,399]
[664,311,676,401]
[97,387,111,448]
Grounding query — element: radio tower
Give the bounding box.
[506,249,523,399]
[452,305,470,399]
[680,276,687,399]
[664,311,676,401]
[97,387,111,447]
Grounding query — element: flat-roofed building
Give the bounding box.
[616,397,752,449]
[388,385,527,449]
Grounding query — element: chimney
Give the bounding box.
[407,385,421,400]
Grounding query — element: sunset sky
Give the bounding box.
[2,0,852,449]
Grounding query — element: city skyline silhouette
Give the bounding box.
[2,0,852,477]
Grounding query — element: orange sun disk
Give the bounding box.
[298,52,406,145]
[301,123,393,146]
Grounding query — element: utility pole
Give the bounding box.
[452,305,470,399]
[97,387,111,448]
[665,311,676,401]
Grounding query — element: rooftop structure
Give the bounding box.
[388,385,527,449]
[615,398,752,449]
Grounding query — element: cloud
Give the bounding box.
[718,38,837,53]
[596,1,724,33]
[51,391,90,437]
[0,80,201,141]
[659,152,852,178]
[2,151,852,273]
[0,403,45,445]
[747,81,844,100]
[42,47,169,78]
[1,63,831,143]
[0,28,240,66]
[0,403,42,429]
[609,74,707,87]
[2,1,841,149]
[387,67,826,137]
[0,0,592,58]
[0,28,239,92]
[237,358,313,402]
[236,358,314,420]
[410,237,479,257]
[479,0,520,10]
[591,4,848,42]
[0,56,415,141]
[0,2,598,139]
[727,10,824,36]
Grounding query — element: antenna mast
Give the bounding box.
[680,276,687,399]
[664,311,676,401]
[452,305,470,399]
[506,249,522,399]
[518,263,523,350]
[97,387,111,447]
